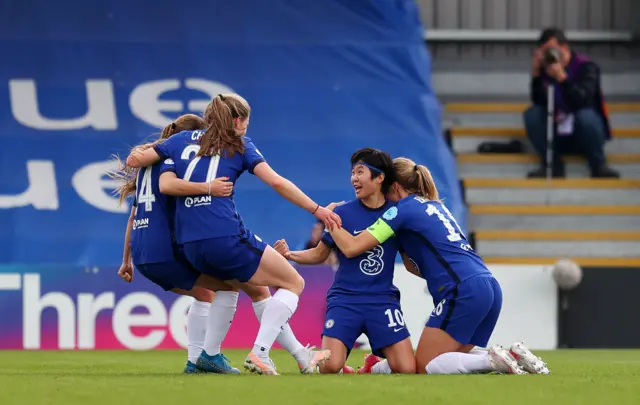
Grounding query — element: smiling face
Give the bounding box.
[351,164,383,200]
[349,148,394,201]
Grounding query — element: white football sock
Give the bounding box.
[469,349,488,356]
[203,291,239,356]
[371,359,393,374]
[252,297,305,361]
[426,352,492,374]
[252,289,299,357]
[187,300,210,363]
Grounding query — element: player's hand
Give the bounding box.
[118,261,134,283]
[274,239,291,259]
[325,201,345,212]
[546,62,566,82]
[209,177,233,197]
[314,206,341,231]
[323,201,345,231]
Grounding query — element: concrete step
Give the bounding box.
[469,205,640,231]
[475,230,640,258]
[458,153,640,178]
[464,178,640,205]
[450,128,640,154]
[444,102,640,128]
[433,72,640,98]
[445,102,640,114]
[446,112,640,128]
[451,127,640,137]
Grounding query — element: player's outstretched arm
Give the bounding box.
[274,239,332,265]
[118,207,135,283]
[253,162,341,229]
[159,172,233,197]
[329,227,379,259]
[126,147,161,168]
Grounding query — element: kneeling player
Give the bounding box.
[275,148,415,374]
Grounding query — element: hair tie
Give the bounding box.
[414,165,419,172]
[170,122,176,130]
[218,94,225,101]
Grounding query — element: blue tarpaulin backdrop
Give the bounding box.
[0,0,464,265]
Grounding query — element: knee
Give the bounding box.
[574,107,599,123]
[319,358,344,374]
[384,349,417,374]
[289,273,305,296]
[391,361,416,374]
[574,108,606,139]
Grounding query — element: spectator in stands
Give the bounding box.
[524,27,619,178]
[298,221,338,268]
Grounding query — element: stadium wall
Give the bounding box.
[0,264,558,351]
[558,266,640,349]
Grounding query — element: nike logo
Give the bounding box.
[393,327,404,332]
[354,230,364,234]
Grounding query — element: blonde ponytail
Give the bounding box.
[392,157,440,201]
[414,165,440,201]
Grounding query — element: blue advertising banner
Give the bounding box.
[0,0,463,265]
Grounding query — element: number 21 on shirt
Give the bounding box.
[181,144,221,182]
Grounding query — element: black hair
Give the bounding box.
[537,27,569,47]
[350,147,395,193]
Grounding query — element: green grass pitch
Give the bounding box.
[1,349,639,405]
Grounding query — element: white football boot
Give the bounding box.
[296,345,332,374]
[244,352,279,376]
[488,345,528,374]
[509,342,551,375]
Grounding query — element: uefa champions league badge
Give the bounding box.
[382,207,398,220]
[325,319,335,329]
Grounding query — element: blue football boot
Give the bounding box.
[184,360,202,374]
[196,351,241,374]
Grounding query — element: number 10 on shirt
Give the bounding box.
[385,308,405,328]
